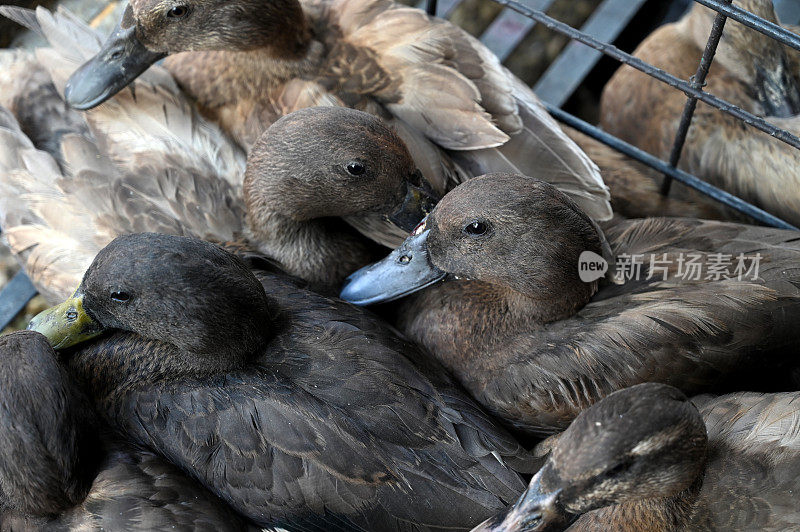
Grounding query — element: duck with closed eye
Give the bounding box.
[28,232,537,531]
[473,383,800,531]
[342,173,800,435]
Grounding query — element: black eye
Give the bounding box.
[463,220,489,237]
[111,291,131,303]
[167,5,189,19]
[346,161,366,176]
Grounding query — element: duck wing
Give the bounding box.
[0,102,99,303]
[0,12,246,301]
[563,126,730,220]
[692,113,800,225]
[62,446,256,531]
[88,272,529,530]
[484,219,800,435]
[100,332,525,530]
[315,0,610,220]
[258,271,538,473]
[690,392,800,531]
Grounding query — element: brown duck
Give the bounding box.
[341,173,800,435]
[601,0,800,226]
[0,330,253,531]
[563,128,730,221]
[29,232,534,531]
[0,11,438,295]
[58,0,612,220]
[473,382,800,531]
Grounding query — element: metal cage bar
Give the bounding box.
[0,270,38,331]
[545,103,797,231]
[662,0,733,195]
[694,0,800,51]
[493,0,800,153]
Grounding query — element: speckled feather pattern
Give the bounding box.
[61,253,533,531]
[394,176,800,435]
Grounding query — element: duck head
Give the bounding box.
[29,233,272,371]
[686,0,800,117]
[244,106,438,236]
[66,0,309,109]
[0,331,93,516]
[341,173,608,321]
[473,383,708,531]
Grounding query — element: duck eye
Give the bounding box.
[463,220,489,237]
[111,291,131,303]
[346,161,366,176]
[167,5,190,19]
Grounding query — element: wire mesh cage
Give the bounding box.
[422,0,800,230]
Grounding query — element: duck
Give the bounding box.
[1,5,724,231]
[0,8,438,296]
[561,127,731,221]
[53,0,613,221]
[601,0,800,226]
[472,382,800,531]
[340,173,800,436]
[27,232,536,531]
[0,330,254,531]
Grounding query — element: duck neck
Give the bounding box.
[256,0,312,61]
[66,330,260,405]
[571,475,704,532]
[399,278,596,379]
[163,10,322,110]
[246,210,380,292]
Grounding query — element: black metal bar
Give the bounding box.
[662,0,732,196]
[694,0,800,53]
[0,270,38,331]
[491,0,800,153]
[416,0,461,18]
[426,0,438,16]
[544,102,798,230]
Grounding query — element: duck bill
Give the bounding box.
[472,471,575,531]
[388,174,440,233]
[755,60,800,118]
[27,289,104,350]
[65,8,165,110]
[340,228,445,305]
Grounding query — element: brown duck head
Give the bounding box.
[28,233,272,375]
[66,0,309,109]
[244,106,437,237]
[242,106,438,290]
[473,383,708,532]
[685,0,800,117]
[341,173,609,322]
